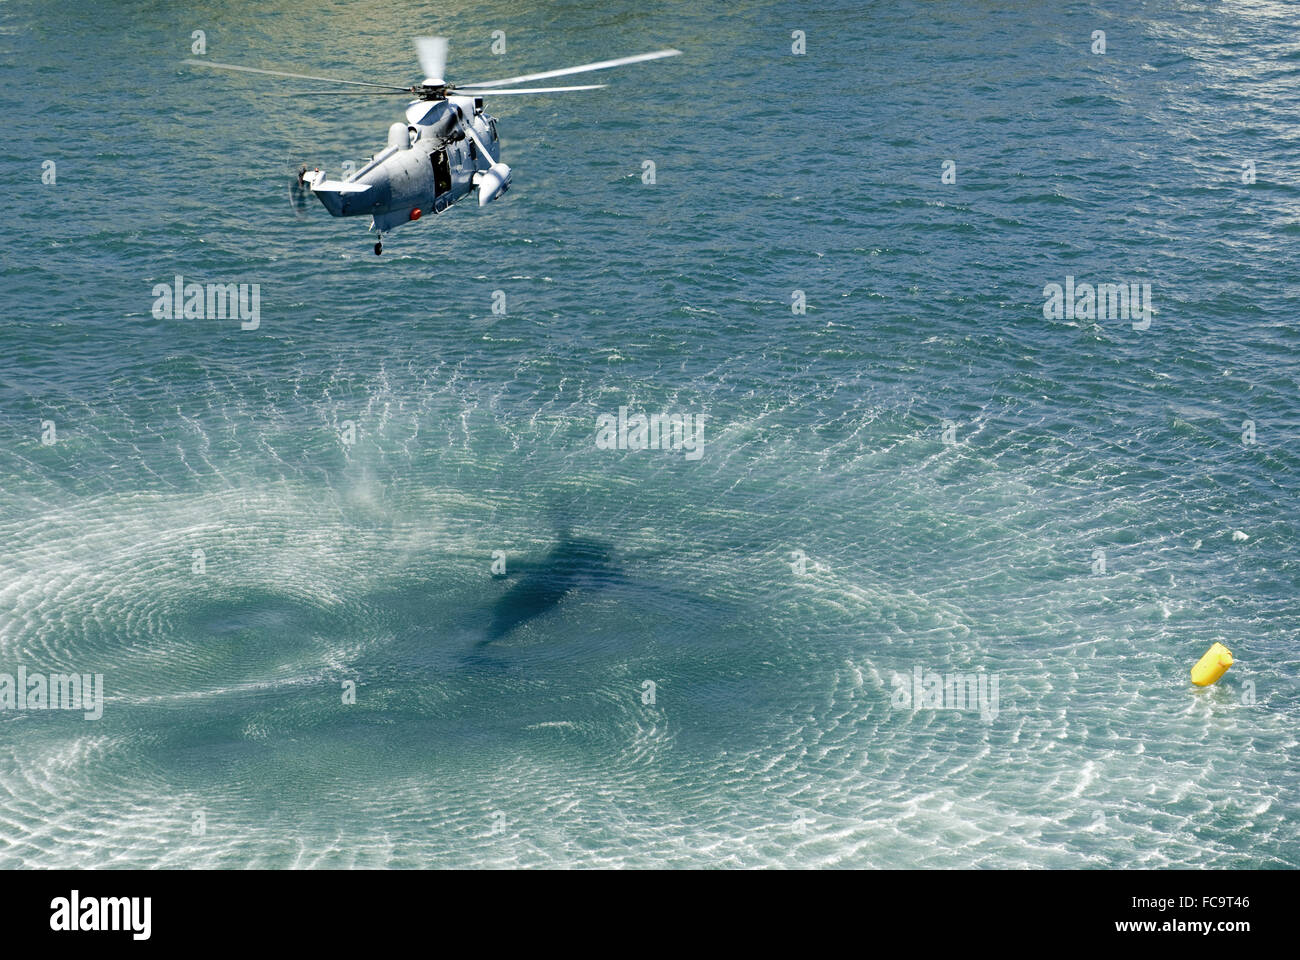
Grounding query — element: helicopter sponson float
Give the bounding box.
[184,38,680,254]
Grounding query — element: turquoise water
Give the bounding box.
[1,0,1297,867]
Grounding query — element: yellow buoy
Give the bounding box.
[1191,642,1233,686]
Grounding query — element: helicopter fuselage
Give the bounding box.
[300,95,509,243]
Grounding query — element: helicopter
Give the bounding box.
[184,38,680,254]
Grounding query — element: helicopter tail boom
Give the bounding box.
[300,170,374,217]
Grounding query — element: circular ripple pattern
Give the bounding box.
[0,0,1297,867]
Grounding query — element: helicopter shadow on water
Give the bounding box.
[460,509,787,664]
[450,518,760,677]
[460,530,669,672]
[340,498,771,682]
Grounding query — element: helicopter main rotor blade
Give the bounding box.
[273,84,605,98]
[415,36,448,85]
[457,84,607,94]
[272,90,413,96]
[462,48,680,89]
[182,58,409,91]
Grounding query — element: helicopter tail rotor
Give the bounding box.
[288,164,312,217]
